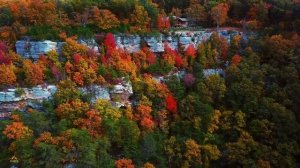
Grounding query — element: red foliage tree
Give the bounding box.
[231,54,242,65]
[143,48,156,65]
[157,15,170,32]
[175,55,183,67]
[165,95,177,114]
[185,44,196,58]
[104,33,116,57]
[100,55,107,64]
[73,54,82,64]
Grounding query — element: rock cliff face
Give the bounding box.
[0,68,223,118]
[15,29,247,58]
[16,40,59,59]
[0,81,133,117]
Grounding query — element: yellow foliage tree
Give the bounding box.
[94,99,121,120]
[130,5,151,33]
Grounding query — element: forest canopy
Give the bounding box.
[0,0,300,168]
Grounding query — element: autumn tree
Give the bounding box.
[143,162,155,168]
[231,54,242,65]
[3,115,33,140]
[0,64,16,86]
[23,59,44,86]
[73,71,84,86]
[55,99,89,121]
[135,103,155,130]
[164,136,182,167]
[9,0,58,26]
[183,139,201,167]
[94,99,121,120]
[157,14,170,32]
[73,7,90,26]
[62,37,88,61]
[91,6,120,30]
[0,42,11,65]
[204,74,226,105]
[130,5,151,33]
[105,49,137,75]
[115,158,135,168]
[142,74,171,99]
[132,47,156,70]
[73,109,102,137]
[210,3,229,31]
[165,95,177,114]
[103,33,116,57]
[185,0,208,25]
[185,44,196,58]
[171,8,182,17]
[53,79,81,104]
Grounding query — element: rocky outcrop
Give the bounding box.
[15,29,249,57]
[80,85,110,103]
[0,86,56,103]
[203,69,225,77]
[16,40,58,60]
[110,80,133,108]
[0,81,134,117]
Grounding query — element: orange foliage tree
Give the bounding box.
[62,37,88,61]
[55,99,89,120]
[23,59,45,86]
[65,61,74,75]
[91,6,120,30]
[73,72,84,86]
[73,109,102,137]
[3,115,33,140]
[33,132,58,147]
[34,131,75,157]
[135,104,155,130]
[210,3,229,30]
[132,47,156,70]
[9,0,58,26]
[143,74,171,99]
[0,64,16,86]
[231,54,242,65]
[115,158,135,168]
[104,49,137,76]
[162,44,176,66]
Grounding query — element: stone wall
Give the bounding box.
[15,29,248,58]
